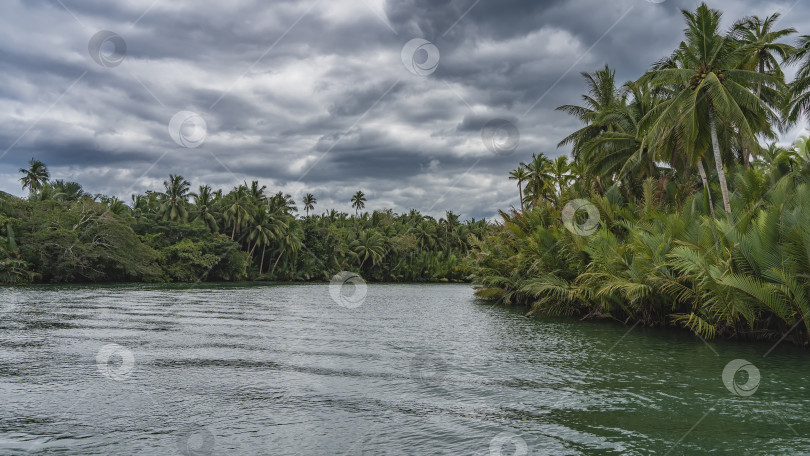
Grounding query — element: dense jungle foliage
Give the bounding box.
[470,4,810,344]
[1,168,488,285]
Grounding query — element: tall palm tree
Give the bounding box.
[351,190,366,216]
[508,166,529,212]
[268,192,297,216]
[249,211,286,275]
[158,174,191,222]
[522,154,554,205]
[271,223,303,275]
[556,65,624,159]
[639,3,778,213]
[302,193,316,217]
[547,155,572,197]
[225,185,252,239]
[732,13,795,165]
[247,181,267,206]
[785,35,810,125]
[576,82,661,186]
[18,159,49,195]
[191,185,219,232]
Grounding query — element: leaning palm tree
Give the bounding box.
[248,211,286,275]
[508,166,529,212]
[351,190,366,216]
[18,159,49,195]
[639,3,779,214]
[302,193,316,217]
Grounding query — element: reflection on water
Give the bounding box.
[0,283,808,455]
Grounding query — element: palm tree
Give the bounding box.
[268,192,297,216]
[271,223,303,275]
[350,230,385,269]
[302,193,316,217]
[508,166,529,212]
[575,82,661,187]
[224,185,252,239]
[247,181,267,207]
[548,155,572,197]
[556,65,624,159]
[639,3,778,214]
[248,211,286,275]
[522,154,554,205]
[49,180,87,202]
[351,190,366,216]
[785,34,810,125]
[158,174,191,222]
[18,159,49,195]
[732,13,795,165]
[191,185,219,232]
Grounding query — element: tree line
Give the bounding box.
[470,3,810,345]
[2,161,489,284]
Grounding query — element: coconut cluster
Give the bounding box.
[690,68,724,89]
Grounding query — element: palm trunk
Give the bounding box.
[744,60,765,169]
[708,106,732,214]
[518,183,524,213]
[259,247,266,275]
[697,160,715,218]
[271,250,283,275]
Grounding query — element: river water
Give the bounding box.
[0,283,808,455]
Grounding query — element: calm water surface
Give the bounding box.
[0,283,808,455]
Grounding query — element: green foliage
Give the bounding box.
[471,3,810,345]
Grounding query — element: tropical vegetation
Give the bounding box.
[0,162,488,285]
[470,3,810,345]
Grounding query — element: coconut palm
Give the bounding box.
[732,13,795,165]
[508,166,529,212]
[224,185,252,239]
[785,34,810,125]
[158,174,191,222]
[268,192,297,216]
[556,65,625,159]
[350,230,385,269]
[192,185,219,232]
[547,155,572,197]
[351,190,366,216]
[249,211,286,275]
[639,3,779,213]
[302,193,316,217]
[18,159,49,195]
[522,154,554,205]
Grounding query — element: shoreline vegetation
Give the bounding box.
[470,4,810,346]
[1,171,488,285]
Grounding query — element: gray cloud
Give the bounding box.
[1,0,808,219]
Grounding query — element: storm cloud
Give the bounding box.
[1,0,808,219]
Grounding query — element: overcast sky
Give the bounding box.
[1,0,808,220]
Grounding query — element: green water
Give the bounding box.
[0,283,807,455]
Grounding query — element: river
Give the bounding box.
[0,283,808,455]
